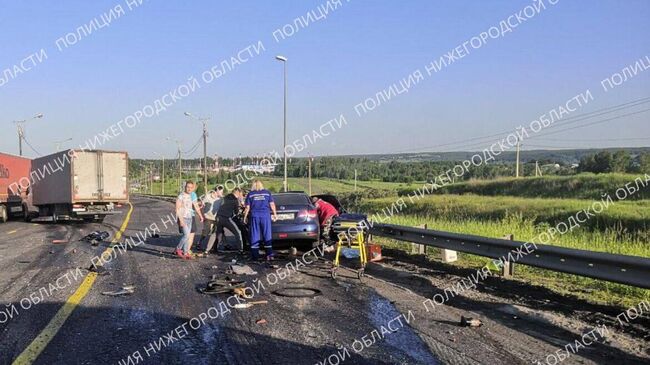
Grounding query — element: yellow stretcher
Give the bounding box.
[330,222,368,281]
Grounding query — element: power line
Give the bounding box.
[529,107,650,139]
[22,136,42,156]
[427,108,650,152]
[182,135,203,155]
[392,96,650,153]
[532,137,650,142]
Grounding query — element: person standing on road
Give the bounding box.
[215,187,245,253]
[243,180,278,260]
[198,185,224,256]
[175,180,204,259]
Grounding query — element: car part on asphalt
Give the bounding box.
[460,316,483,327]
[227,264,258,275]
[271,287,323,298]
[80,231,110,246]
[199,277,246,295]
[232,287,253,299]
[101,286,135,296]
[233,300,268,309]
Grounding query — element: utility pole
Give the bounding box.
[354,169,358,191]
[535,161,543,177]
[161,155,165,195]
[13,113,43,156]
[308,155,312,196]
[17,126,23,156]
[184,112,210,194]
[149,164,153,195]
[515,138,521,178]
[202,120,208,193]
[178,145,182,192]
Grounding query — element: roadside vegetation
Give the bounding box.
[375,215,650,308]
[397,173,650,200]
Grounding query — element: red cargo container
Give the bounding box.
[0,152,32,223]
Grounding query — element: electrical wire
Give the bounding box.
[182,135,203,155]
[392,96,650,153]
[528,107,650,139]
[22,136,42,156]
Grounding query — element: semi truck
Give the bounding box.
[31,150,129,222]
[0,152,32,223]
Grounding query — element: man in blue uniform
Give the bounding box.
[243,180,278,260]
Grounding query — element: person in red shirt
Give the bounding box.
[311,197,339,239]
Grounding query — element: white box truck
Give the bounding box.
[31,150,129,222]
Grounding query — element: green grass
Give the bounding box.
[399,173,650,200]
[375,215,650,307]
[360,194,650,234]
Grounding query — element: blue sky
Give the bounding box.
[1,0,649,159]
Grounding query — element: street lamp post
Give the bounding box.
[184,112,210,194]
[275,55,288,192]
[54,137,72,152]
[13,113,44,156]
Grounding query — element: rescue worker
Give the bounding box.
[215,187,245,253]
[312,197,339,240]
[175,180,204,259]
[198,185,224,256]
[243,180,278,260]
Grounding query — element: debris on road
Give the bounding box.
[271,287,323,298]
[227,264,258,275]
[199,277,246,295]
[256,318,267,325]
[82,231,110,242]
[52,239,68,244]
[233,300,268,309]
[232,287,253,299]
[101,285,135,297]
[460,316,483,328]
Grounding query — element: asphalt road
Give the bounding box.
[0,197,648,365]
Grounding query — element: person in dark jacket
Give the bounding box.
[215,187,244,253]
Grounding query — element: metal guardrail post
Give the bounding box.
[370,223,650,289]
[500,234,515,278]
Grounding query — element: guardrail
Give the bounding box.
[370,223,650,289]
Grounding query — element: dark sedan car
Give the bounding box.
[271,192,320,244]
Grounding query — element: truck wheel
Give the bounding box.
[0,206,7,223]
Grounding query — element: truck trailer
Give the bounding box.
[31,150,129,222]
[0,152,32,223]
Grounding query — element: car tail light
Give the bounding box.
[73,204,84,209]
[298,209,317,219]
[279,233,288,238]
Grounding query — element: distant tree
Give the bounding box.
[610,151,632,173]
[639,153,650,173]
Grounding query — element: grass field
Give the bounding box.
[398,173,650,200]
[359,194,650,233]
[374,215,650,307]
